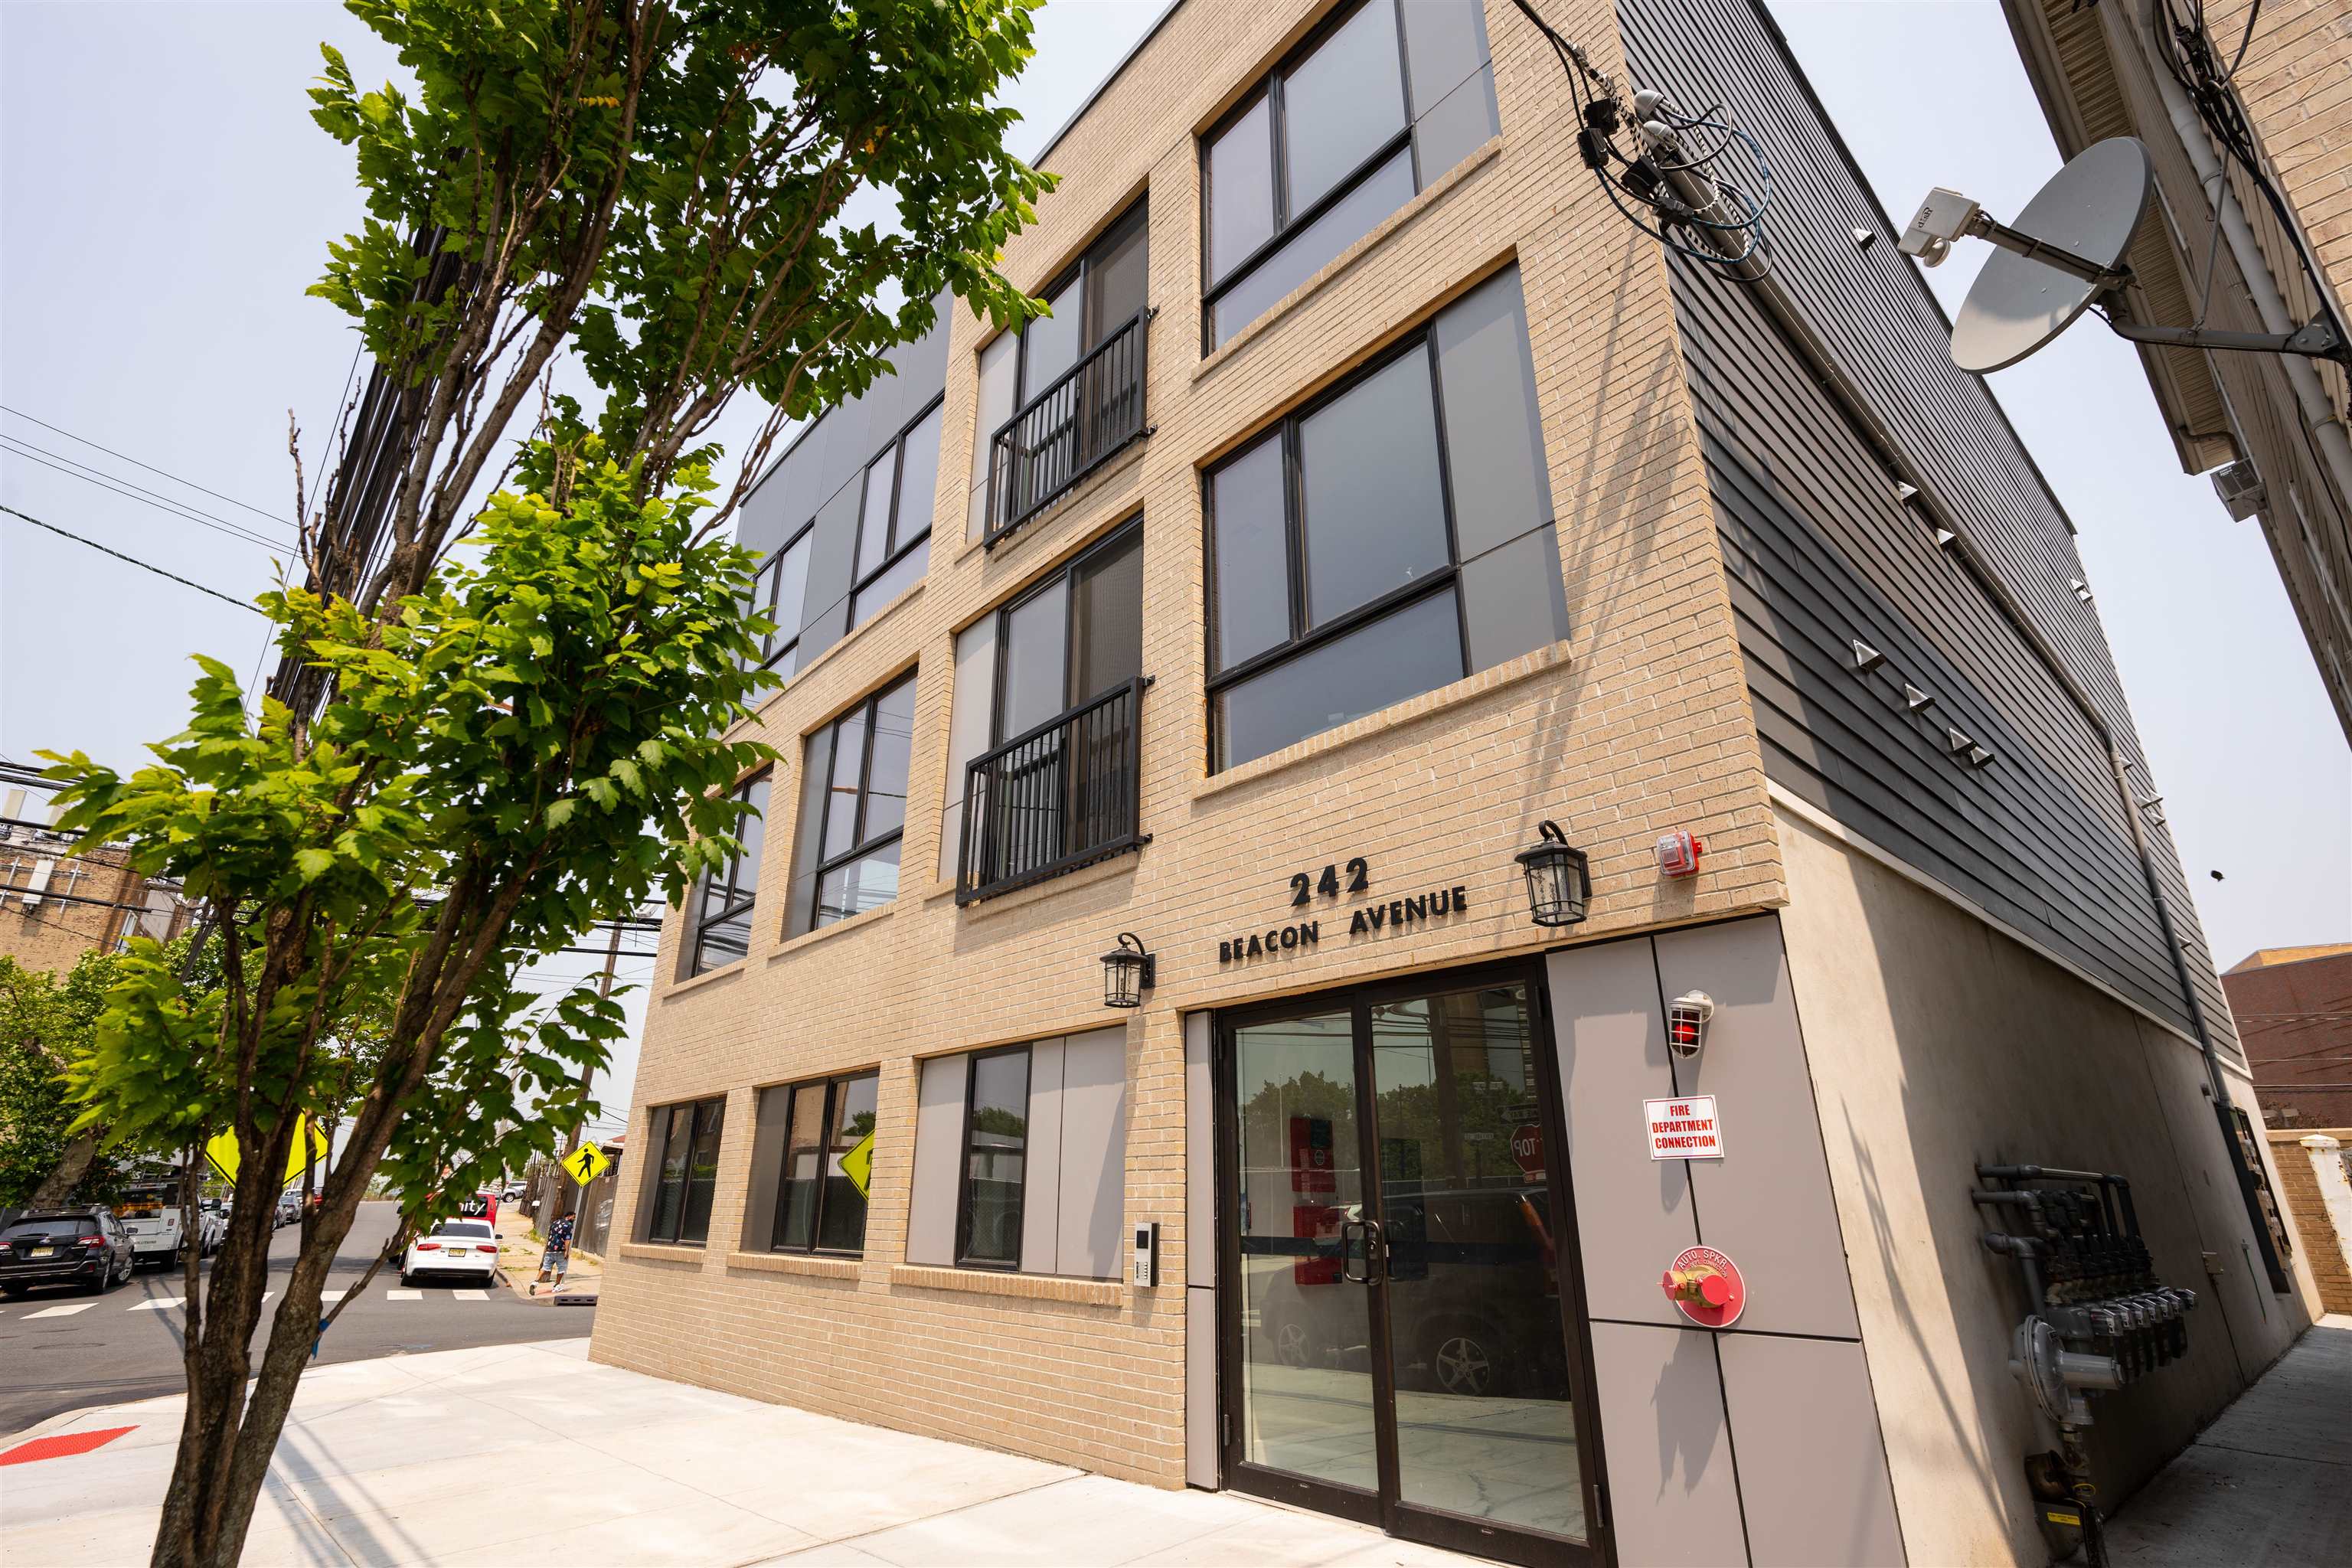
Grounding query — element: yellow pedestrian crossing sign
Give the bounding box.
[203,1116,329,1187]
[839,1131,875,1197]
[560,1144,611,1186]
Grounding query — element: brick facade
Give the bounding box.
[2265,1128,2352,1314]
[589,0,1778,1488]
[2225,945,2352,1129]
[0,829,162,975]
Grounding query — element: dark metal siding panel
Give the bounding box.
[1619,0,2237,1050]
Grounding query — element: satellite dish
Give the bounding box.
[1949,139,2151,373]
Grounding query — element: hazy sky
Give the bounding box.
[4,2,2345,1122]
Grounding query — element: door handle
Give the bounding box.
[1340,1217,1386,1285]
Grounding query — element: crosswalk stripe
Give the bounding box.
[452,1289,488,1301]
[260,1292,274,1305]
[24,1303,95,1318]
[386,1289,420,1300]
[129,1297,185,1312]
[320,1289,346,1303]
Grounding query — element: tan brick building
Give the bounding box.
[0,785,184,974]
[592,4,2321,1563]
[2000,0,2352,738]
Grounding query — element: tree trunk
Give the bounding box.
[27,1128,102,1207]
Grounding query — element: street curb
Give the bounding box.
[4,1387,178,1446]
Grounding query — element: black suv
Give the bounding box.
[0,1207,135,1297]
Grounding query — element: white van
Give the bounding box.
[116,1188,187,1269]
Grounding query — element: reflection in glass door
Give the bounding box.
[1220,969,1595,1563]
[1370,986,1583,1542]
[1231,1011,1380,1497]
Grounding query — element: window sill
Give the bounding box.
[887,1263,1123,1306]
[767,900,897,962]
[1194,136,1502,382]
[619,1242,707,1264]
[1194,640,1573,802]
[657,960,747,1004]
[738,576,929,736]
[727,1250,863,1281]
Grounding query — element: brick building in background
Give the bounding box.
[1999,0,2352,737]
[2226,943,2352,1127]
[0,782,187,973]
[591,4,2321,1566]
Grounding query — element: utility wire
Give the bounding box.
[2,503,264,615]
[0,403,292,528]
[0,436,296,554]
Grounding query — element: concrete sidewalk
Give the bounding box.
[2102,1313,2352,1565]
[0,1339,1472,1567]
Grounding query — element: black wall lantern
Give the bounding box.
[1101,933,1157,1008]
[1516,820,1592,928]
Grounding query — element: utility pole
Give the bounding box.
[541,916,624,1235]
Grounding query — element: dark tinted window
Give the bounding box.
[772,1070,879,1255]
[1281,0,1405,214]
[647,1099,727,1246]
[998,577,1070,742]
[3,1216,96,1239]
[1202,1,1495,350]
[688,773,771,975]
[806,673,918,929]
[1217,588,1463,768]
[1298,350,1448,626]
[1210,439,1290,670]
[957,1047,1031,1269]
[1070,526,1145,703]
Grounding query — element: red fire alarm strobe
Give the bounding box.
[1661,1244,1746,1328]
[1657,829,1704,878]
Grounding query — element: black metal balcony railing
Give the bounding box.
[956,676,1150,904]
[983,306,1153,550]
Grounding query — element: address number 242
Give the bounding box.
[1289,858,1370,906]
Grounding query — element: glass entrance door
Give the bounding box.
[1220,967,1599,1564]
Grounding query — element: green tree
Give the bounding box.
[37,5,1050,1564]
[0,949,121,1207]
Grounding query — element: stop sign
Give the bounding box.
[1511,1122,1545,1180]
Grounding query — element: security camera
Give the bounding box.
[1899,187,1984,267]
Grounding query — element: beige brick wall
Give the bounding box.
[589,0,1780,1486]
[0,838,144,975]
[2267,1127,2352,1313]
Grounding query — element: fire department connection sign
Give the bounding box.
[1643,1095,1724,1160]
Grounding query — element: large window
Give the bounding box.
[646,1096,727,1246]
[770,1071,880,1255]
[967,201,1151,545]
[850,399,945,630]
[1200,0,1499,349]
[685,772,771,975]
[743,525,812,671]
[904,1029,1130,1278]
[944,521,1147,900]
[956,1046,1032,1269]
[1204,266,1566,769]
[788,671,917,935]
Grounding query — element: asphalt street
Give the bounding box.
[0,1200,590,1435]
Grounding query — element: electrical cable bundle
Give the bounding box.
[1509,0,1775,279]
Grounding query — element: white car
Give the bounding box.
[195,1200,229,1256]
[117,1201,186,1270]
[400,1220,500,1286]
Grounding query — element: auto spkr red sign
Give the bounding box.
[1643,1095,1723,1160]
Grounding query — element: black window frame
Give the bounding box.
[686,769,773,976]
[952,1044,1033,1271]
[1201,331,1471,770]
[767,1069,880,1257]
[989,199,1152,426]
[646,1095,727,1246]
[988,515,1147,749]
[1199,0,1423,351]
[846,394,946,632]
[744,522,815,671]
[805,671,918,929]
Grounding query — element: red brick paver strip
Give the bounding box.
[0,1426,137,1466]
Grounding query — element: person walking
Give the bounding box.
[532,1210,575,1295]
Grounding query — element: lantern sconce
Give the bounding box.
[1101,932,1157,1009]
[1516,820,1592,929]
[1668,991,1716,1057]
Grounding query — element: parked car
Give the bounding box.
[274,1193,301,1227]
[0,1207,133,1297]
[399,1219,500,1287]
[196,1199,229,1256]
[116,1187,188,1270]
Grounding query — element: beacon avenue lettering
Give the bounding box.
[1220,885,1469,964]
